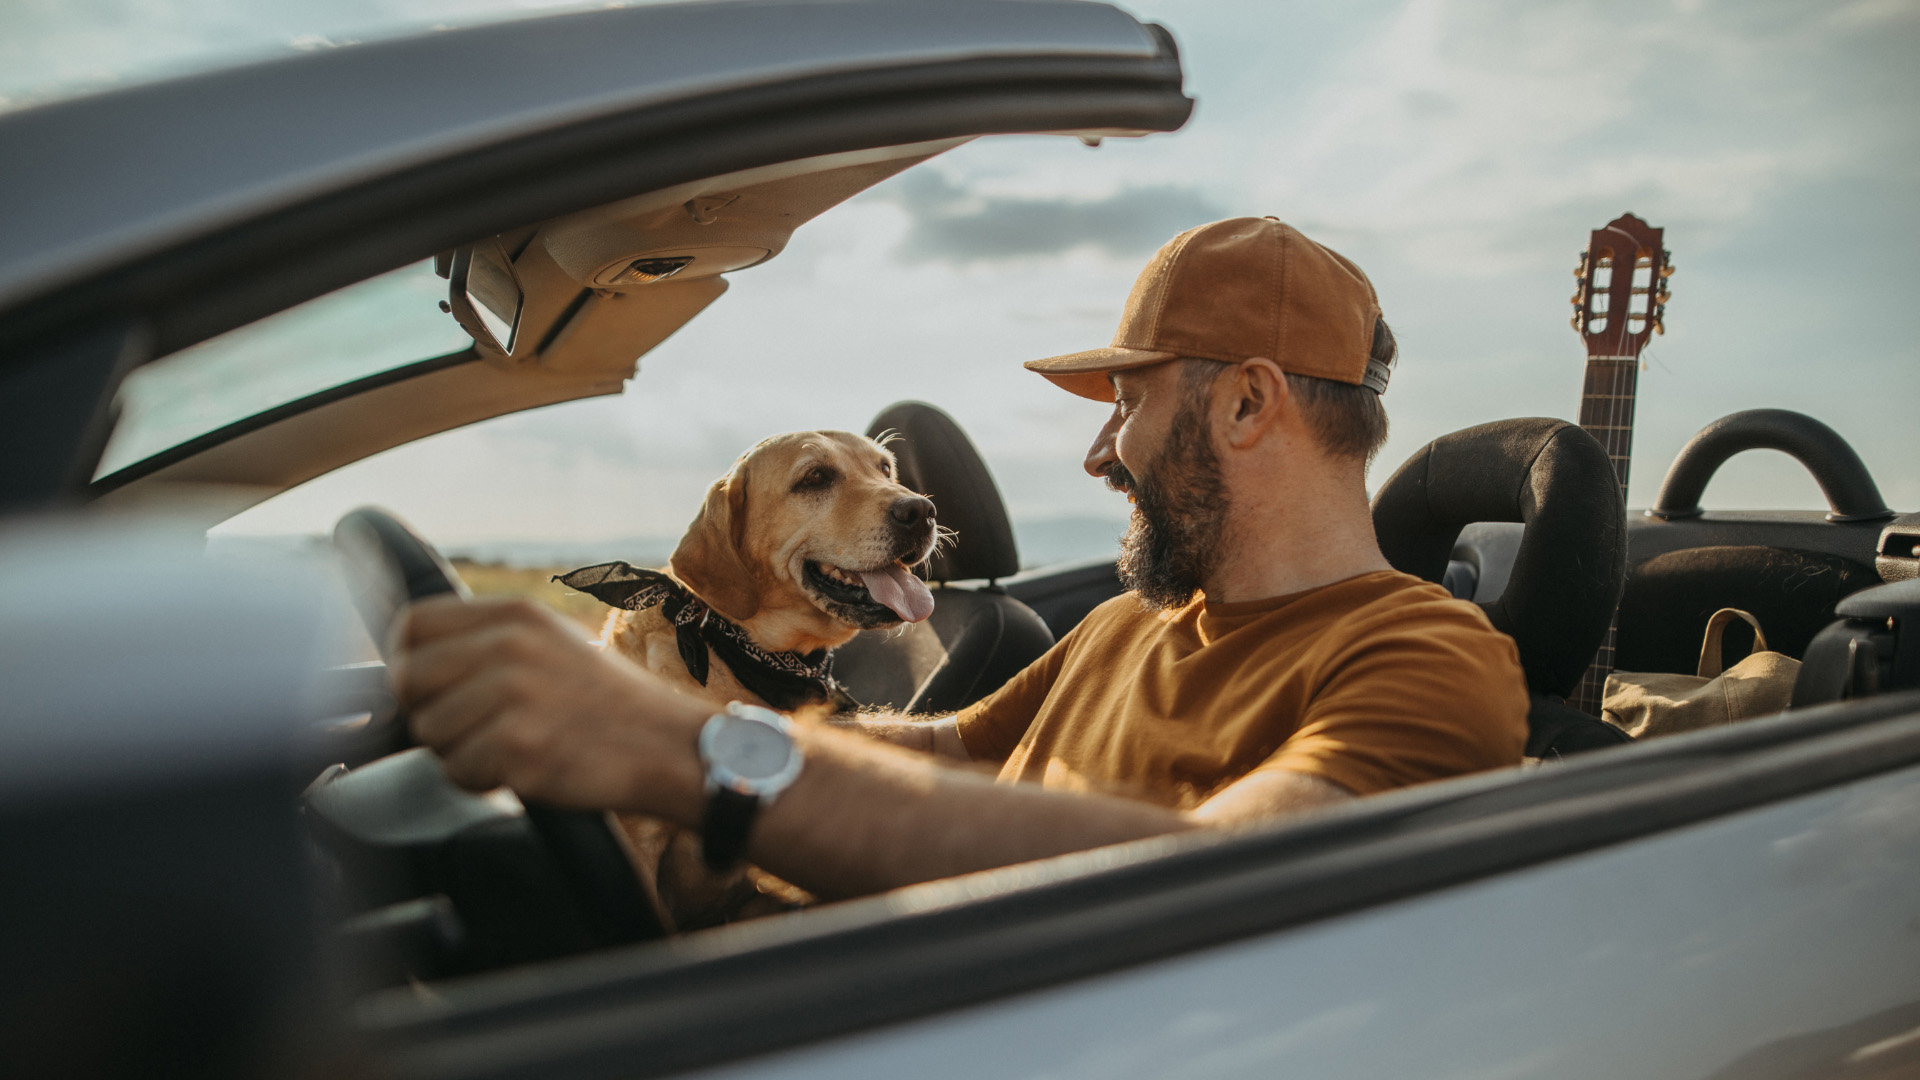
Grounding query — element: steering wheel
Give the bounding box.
[332,507,664,948]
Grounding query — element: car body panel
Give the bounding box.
[684,763,1920,1080]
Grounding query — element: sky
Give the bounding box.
[7,0,1918,567]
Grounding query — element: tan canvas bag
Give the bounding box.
[1603,608,1800,739]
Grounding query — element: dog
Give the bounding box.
[568,430,940,930]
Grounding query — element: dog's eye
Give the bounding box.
[878,460,893,478]
[791,466,837,492]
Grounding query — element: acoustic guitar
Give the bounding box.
[1567,212,1674,715]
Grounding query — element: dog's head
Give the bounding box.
[670,431,940,650]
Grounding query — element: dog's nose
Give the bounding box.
[890,496,935,528]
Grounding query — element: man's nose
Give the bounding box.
[1084,411,1121,478]
[890,495,935,528]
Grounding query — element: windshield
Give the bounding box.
[95,260,472,478]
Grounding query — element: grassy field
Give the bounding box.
[449,559,613,637]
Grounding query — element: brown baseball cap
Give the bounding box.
[1026,217,1391,402]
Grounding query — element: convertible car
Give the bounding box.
[2,3,1918,1079]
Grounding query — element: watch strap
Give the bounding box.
[700,786,760,871]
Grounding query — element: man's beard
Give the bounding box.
[1108,398,1230,612]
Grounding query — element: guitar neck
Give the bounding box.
[1567,355,1638,716]
[1577,356,1640,497]
[1565,213,1669,723]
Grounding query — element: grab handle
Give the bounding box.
[1649,409,1892,523]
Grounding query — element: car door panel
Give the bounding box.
[687,763,1920,1080]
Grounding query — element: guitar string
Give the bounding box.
[1578,257,1604,709]
[1579,250,1637,709]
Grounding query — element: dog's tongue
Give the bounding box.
[860,564,934,623]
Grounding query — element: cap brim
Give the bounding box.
[1024,346,1181,402]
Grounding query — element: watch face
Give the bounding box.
[711,715,794,782]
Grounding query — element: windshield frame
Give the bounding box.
[91,347,478,496]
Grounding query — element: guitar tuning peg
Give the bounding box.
[1652,318,1665,335]
[1655,290,1671,306]
[1570,315,1584,331]
[1570,291,1584,306]
[1660,264,1676,278]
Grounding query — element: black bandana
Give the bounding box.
[554,561,858,713]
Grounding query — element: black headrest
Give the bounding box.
[867,401,1019,582]
[1371,418,1625,697]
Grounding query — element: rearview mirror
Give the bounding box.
[445,241,523,355]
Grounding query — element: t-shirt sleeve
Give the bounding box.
[1252,601,1530,796]
[953,626,1075,762]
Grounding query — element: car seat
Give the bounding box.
[829,402,1055,713]
[1370,418,1632,759]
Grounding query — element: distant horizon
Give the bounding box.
[226,513,1133,574]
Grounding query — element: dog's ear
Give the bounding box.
[670,463,760,621]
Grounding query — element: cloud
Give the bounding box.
[883,170,1226,264]
[1232,0,1876,277]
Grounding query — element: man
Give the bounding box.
[398,217,1529,902]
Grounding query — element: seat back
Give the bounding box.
[1371,418,1630,757]
[1614,546,1880,674]
[831,402,1053,713]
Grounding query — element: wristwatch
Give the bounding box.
[696,702,804,870]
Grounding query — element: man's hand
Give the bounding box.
[395,596,709,820]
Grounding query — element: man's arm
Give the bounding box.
[398,597,1349,900]
[830,713,969,760]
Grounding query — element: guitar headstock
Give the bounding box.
[1570,213,1673,358]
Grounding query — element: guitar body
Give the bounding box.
[1567,213,1673,714]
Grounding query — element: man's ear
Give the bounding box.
[1222,357,1289,449]
[669,464,760,621]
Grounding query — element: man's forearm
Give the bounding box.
[831,712,970,760]
[748,723,1194,898]
[579,704,1193,898]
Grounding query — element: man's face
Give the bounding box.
[1083,361,1231,611]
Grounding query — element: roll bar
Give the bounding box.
[1648,409,1892,524]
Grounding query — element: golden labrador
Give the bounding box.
[594,430,939,929]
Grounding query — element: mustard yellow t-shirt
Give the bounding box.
[955,570,1529,807]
